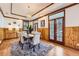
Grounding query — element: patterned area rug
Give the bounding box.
[11,42,53,56]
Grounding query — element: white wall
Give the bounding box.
[30,16,48,29]
[38,16,48,28]
[27,4,79,28]
[4,18,23,28]
[0,11,23,29]
[0,11,4,28]
[36,4,79,28]
[65,4,79,27]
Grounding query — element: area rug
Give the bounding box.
[10,42,53,56]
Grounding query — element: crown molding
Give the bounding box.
[11,3,27,18]
[0,7,25,20]
[32,3,54,16]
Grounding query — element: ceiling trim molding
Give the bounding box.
[11,3,27,18]
[0,7,24,20]
[32,3,54,16]
[32,3,78,21]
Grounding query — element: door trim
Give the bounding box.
[48,10,65,45]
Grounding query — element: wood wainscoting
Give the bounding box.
[38,28,49,41]
[0,28,22,43]
[37,27,79,50]
[65,27,79,49]
[4,28,18,39]
[0,28,5,43]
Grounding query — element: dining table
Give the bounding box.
[23,34,34,40]
[22,34,34,48]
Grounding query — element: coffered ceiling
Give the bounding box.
[0,3,74,20]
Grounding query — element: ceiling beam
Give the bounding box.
[32,3,54,16]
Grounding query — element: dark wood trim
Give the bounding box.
[33,3,78,21]
[0,7,5,16]
[32,3,54,16]
[11,3,27,18]
[4,16,23,20]
[0,7,25,20]
[48,16,50,41]
[63,10,65,45]
[54,18,56,43]
[48,10,65,45]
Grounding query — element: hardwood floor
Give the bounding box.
[43,40,79,56]
[0,38,79,56]
[0,39,19,56]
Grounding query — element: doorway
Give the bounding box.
[33,23,38,31]
[49,17,64,45]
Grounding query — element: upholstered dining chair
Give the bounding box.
[19,31,28,49]
[30,31,41,52]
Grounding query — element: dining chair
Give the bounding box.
[30,32,41,52]
[19,31,28,49]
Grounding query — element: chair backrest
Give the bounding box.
[21,31,27,37]
[20,31,27,43]
[32,32,41,45]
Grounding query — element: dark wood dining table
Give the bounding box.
[23,34,34,41]
[23,34,34,49]
[19,33,34,50]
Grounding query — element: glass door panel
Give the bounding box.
[56,18,63,42]
[50,20,54,40]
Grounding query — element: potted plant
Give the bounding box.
[27,25,33,33]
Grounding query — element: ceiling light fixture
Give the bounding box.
[28,5,30,8]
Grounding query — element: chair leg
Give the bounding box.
[38,43,40,49]
[33,45,36,52]
[21,44,24,50]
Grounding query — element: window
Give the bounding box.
[49,11,64,20]
[23,21,29,30]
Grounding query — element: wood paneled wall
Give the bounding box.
[65,27,79,49]
[4,28,18,39]
[38,28,49,41]
[0,28,22,41]
[37,27,79,49]
[0,28,4,42]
